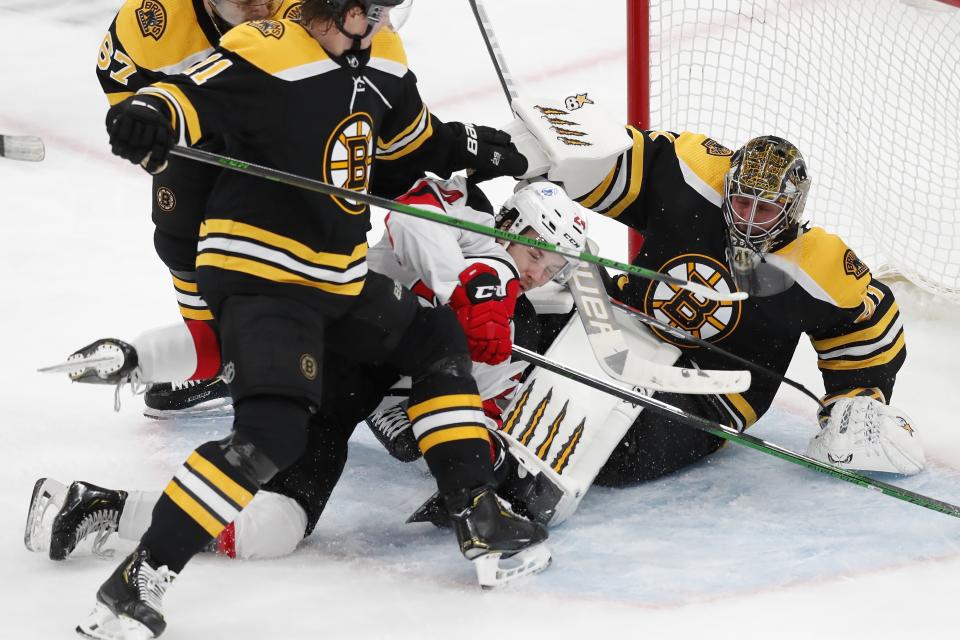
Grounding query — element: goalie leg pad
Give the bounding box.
[805,396,925,475]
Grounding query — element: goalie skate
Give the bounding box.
[24,477,67,553]
[447,487,551,588]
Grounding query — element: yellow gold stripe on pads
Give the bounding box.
[501,385,531,436]
[172,275,199,293]
[201,220,368,269]
[179,306,214,321]
[518,389,551,447]
[818,333,906,371]
[151,82,203,145]
[724,393,758,428]
[418,426,490,454]
[196,253,365,295]
[407,394,483,422]
[604,129,645,219]
[811,304,899,352]
[535,400,566,460]
[163,481,224,538]
[185,452,254,509]
[551,419,585,473]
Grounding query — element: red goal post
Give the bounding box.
[626,0,960,300]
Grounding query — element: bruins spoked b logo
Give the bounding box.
[300,353,318,381]
[644,254,742,346]
[156,186,176,212]
[324,113,374,214]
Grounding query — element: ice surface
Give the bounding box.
[1,1,958,638]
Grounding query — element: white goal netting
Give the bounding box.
[648,0,960,300]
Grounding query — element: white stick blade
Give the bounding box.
[1,135,45,162]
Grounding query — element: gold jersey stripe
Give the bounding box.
[376,117,433,161]
[186,452,254,509]
[148,83,203,145]
[201,219,368,270]
[407,394,484,422]
[106,91,134,106]
[724,392,758,428]
[220,20,330,76]
[578,157,618,210]
[370,29,408,67]
[172,275,199,293]
[196,253,365,295]
[378,105,427,150]
[603,127,645,219]
[818,332,906,371]
[418,426,490,454]
[812,304,899,352]
[114,2,214,72]
[674,132,729,198]
[179,306,215,321]
[163,481,225,538]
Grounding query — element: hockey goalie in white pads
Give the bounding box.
[806,393,924,475]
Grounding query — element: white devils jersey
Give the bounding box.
[368,175,524,401]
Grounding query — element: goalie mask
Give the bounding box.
[722,135,811,297]
[497,181,588,286]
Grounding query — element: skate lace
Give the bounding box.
[138,564,175,614]
[372,405,411,441]
[75,509,120,559]
[171,379,203,392]
[112,370,146,412]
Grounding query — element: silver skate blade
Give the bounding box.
[76,603,156,640]
[474,543,552,589]
[0,135,45,162]
[24,478,66,552]
[142,401,234,422]
[38,356,117,374]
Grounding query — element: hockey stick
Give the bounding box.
[511,344,960,520]
[0,134,44,161]
[609,297,826,408]
[168,145,742,302]
[567,258,750,394]
[466,0,750,392]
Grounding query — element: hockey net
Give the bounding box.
[631,0,960,301]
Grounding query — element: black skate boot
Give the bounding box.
[445,486,551,588]
[76,547,176,639]
[50,481,127,561]
[143,377,232,420]
[365,403,421,462]
[39,338,139,384]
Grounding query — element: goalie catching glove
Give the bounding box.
[105,95,175,174]
[449,263,520,365]
[806,395,924,475]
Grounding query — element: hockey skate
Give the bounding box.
[365,403,421,462]
[39,338,139,385]
[143,377,232,420]
[446,487,551,588]
[48,481,127,560]
[76,547,175,640]
[24,477,67,553]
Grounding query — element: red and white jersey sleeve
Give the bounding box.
[368,175,518,306]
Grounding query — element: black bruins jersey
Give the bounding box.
[579,128,906,430]
[133,20,467,314]
[95,0,302,105]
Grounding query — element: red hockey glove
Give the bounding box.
[448,263,520,365]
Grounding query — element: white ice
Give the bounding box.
[1,1,959,638]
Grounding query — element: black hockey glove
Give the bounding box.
[105,96,176,174]
[450,122,528,182]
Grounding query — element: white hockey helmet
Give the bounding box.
[497,181,588,284]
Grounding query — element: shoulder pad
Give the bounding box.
[672,132,734,206]
[113,0,215,73]
[220,19,336,80]
[773,227,872,308]
[368,29,408,77]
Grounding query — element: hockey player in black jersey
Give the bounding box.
[74,2,544,637]
[92,0,306,418]
[475,132,924,530]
